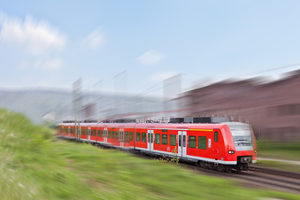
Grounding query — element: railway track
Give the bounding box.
[180,162,300,195]
[133,152,300,195]
[237,166,300,195]
[60,137,300,195]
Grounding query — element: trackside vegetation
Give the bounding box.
[0,109,299,200]
[257,140,300,161]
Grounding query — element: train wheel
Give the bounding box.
[224,166,232,173]
[217,165,225,172]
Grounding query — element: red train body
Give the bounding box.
[57,122,257,171]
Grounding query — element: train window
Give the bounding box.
[155,134,160,144]
[198,136,207,149]
[170,135,176,146]
[116,131,119,139]
[162,134,168,145]
[142,133,146,142]
[136,132,141,141]
[129,132,133,141]
[125,132,128,142]
[179,135,181,146]
[189,136,196,148]
[183,135,186,147]
[100,130,103,137]
[108,131,111,138]
[214,132,218,142]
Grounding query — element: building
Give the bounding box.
[181,70,300,141]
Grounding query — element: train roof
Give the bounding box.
[58,122,249,130]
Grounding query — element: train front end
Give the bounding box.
[226,122,257,170]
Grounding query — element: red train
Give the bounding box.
[57,121,257,171]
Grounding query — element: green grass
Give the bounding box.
[257,140,300,161]
[256,160,300,173]
[0,109,299,200]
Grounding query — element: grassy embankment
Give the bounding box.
[256,140,300,172]
[0,109,299,200]
[257,140,300,160]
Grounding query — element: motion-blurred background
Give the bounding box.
[2,0,300,144]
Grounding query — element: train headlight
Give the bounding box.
[228,150,235,154]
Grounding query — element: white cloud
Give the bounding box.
[0,13,66,71]
[0,13,66,55]
[20,57,64,70]
[149,72,178,82]
[82,29,105,49]
[137,50,164,65]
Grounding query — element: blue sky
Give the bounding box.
[1,0,300,96]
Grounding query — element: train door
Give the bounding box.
[75,125,77,139]
[88,127,91,141]
[120,129,124,147]
[212,129,221,160]
[147,130,154,151]
[104,128,108,143]
[178,131,187,157]
[77,126,81,140]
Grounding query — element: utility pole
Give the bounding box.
[73,79,82,140]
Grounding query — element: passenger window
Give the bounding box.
[170,135,176,146]
[155,134,160,144]
[189,136,196,148]
[136,132,141,141]
[183,135,186,147]
[142,133,146,142]
[125,132,128,142]
[198,136,207,149]
[129,132,133,141]
[214,132,218,142]
[179,135,181,146]
[162,134,168,145]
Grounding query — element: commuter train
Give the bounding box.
[57,121,257,171]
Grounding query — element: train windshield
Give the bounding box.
[227,123,253,151]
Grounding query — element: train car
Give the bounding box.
[57,121,257,171]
